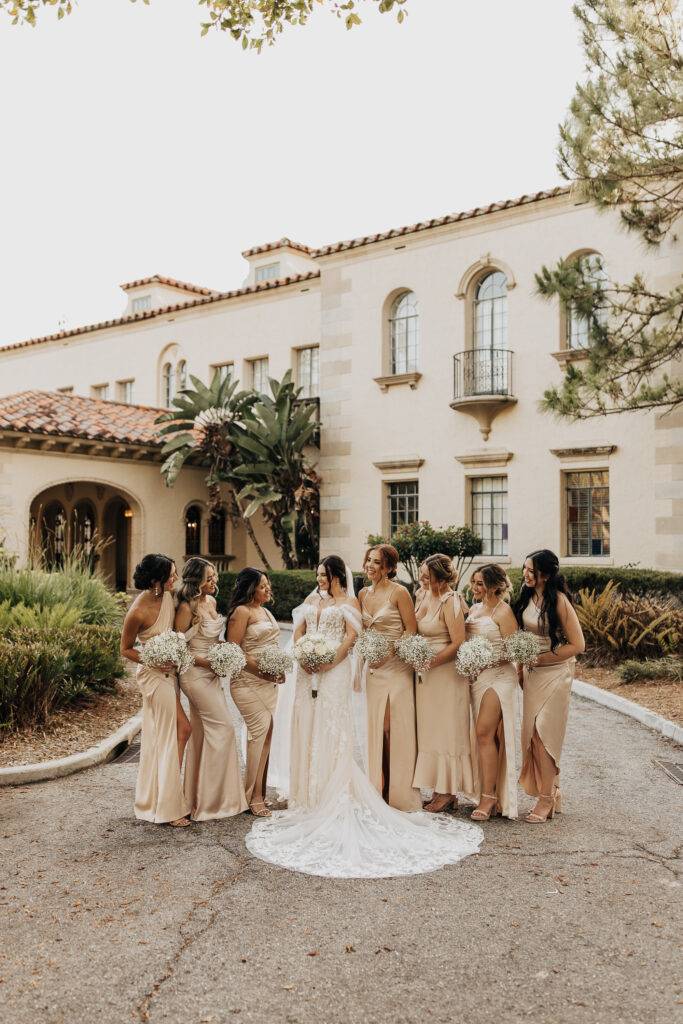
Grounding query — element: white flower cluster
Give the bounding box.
[194,407,231,430]
[257,647,294,681]
[354,628,390,668]
[456,636,498,681]
[207,641,247,680]
[293,633,338,698]
[502,629,541,668]
[140,629,195,676]
[394,634,434,680]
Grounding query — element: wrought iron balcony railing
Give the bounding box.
[453,348,513,400]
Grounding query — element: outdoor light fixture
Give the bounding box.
[123,508,133,518]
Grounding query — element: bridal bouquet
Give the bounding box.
[354,629,390,674]
[207,641,246,680]
[293,633,339,698]
[257,647,294,683]
[502,630,541,670]
[394,634,434,683]
[456,636,497,681]
[141,630,194,676]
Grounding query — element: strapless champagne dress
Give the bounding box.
[180,613,247,820]
[230,610,281,804]
[519,602,574,805]
[413,592,475,799]
[466,608,519,819]
[362,599,421,813]
[134,592,189,824]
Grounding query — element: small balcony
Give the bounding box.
[450,348,517,440]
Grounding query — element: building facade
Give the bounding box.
[0,186,681,588]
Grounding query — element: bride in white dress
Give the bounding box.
[245,555,483,878]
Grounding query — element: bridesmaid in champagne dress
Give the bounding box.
[175,558,247,821]
[466,564,519,821]
[227,568,284,817]
[359,544,421,813]
[412,554,475,812]
[120,553,190,827]
[514,549,585,823]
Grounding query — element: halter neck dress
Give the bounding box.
[230,609,281,804]
[134,592,189,824]
[465,603,519,819]
[180,611,247,820]
[361,593,421,813]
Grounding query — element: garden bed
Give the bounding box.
[576,665,682,725]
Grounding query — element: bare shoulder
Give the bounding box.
[391,581,411,602]
[344,596,361,612]
[357,586,369,602]
[304,594,319,605]
[229,604,250,624]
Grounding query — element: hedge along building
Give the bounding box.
[0,186,681,590]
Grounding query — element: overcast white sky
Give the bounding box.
[0,0,585,347]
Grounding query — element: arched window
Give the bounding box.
[208,510,226,556]
[566,254,608,350]
[177,360,187,392]
[389,291,419,374]
[185,505,202,556]
[162,363,174,408]
[472,272,508,394]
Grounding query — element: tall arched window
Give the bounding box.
[162,363,174,408]
[472,272,508,393]
[185,505,202,556]
[389,291,419,374]
[566,254,608,350]
[208,510,226,556]
[177,360,187,392]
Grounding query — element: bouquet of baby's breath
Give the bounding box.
[394,634,434,683]
[502,630,541,670]
[257,647,294,683]
[140,629,194,676]
[207,641,247,680]
[354,629,390,675]
[293,633,338,698]
[456,636,497,681]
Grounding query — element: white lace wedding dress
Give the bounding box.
[245,602,483,878]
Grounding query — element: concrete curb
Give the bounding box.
[572,677,683,746]
[0,713,142,787]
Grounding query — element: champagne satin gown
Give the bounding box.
[134,592,190,824]
[519,602,574,807]
[466,605,519,819]
[362,600,421,813]
[180,613,248,821]
[413,592,475,799]
[230,610,281,804]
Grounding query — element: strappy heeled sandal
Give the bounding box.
[169,817,191,828]
[424,794,458,813]
[249,801,271,818]
[470,794,499,821]
[524,794,556,823]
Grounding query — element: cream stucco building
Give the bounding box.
[0,185,681,587]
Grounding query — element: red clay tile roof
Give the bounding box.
[241,238,316,258]
[120,274,219,296]
[0,390,164,447]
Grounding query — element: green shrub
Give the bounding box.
[504,566,683,603]
[0,599,84,630]
[0,625,124,731]
[616,657,683,684]
[574,581,682,665]
[217,570,318,621]
[0,561,126,626]
[368,522,483,591]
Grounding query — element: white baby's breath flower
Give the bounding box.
[207,641,247,680]
[141,629,195,676]
[456,636,497,681]
[502,630,541,668]
[354,629,390,671]
[258,647,294,681]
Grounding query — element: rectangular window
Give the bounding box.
[255,262,280,283]
[250,357,269,394]
[132,295,152,312]
[388,481,419,537]
[91,384,110,401]
[211,362,234,384]
[566,470,610,556]
[471,476,508,556]
[117,380,135,404]
[296,346,319,398]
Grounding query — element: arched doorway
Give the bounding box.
[103,497,131,592]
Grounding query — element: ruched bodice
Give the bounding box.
[185,612,224,660]
[362,601,404,642]
[138,592,175,648]
[241,612,280,661]
[465,609,505,659]
[521,602,553,654]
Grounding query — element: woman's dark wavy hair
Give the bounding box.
[133,553,174,591]
[227,567,269,622]
[318,555,348,595]
[513,549,573,652]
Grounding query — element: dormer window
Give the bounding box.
[255,262,280,283]
[132,295,152,313]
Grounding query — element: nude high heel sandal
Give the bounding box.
[470,794,499,821]
[524,794,556,823]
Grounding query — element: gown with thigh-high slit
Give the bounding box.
[413,592,476,799]
[466,604,519,820]
[245,602,484,878]
[134,592,190,824]
[230,609,280,805]
[519,602,574,808]
[180,612,248,820]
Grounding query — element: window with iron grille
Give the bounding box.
[250,357,269,393]
[389,292,419,374]
[388,481,419,536]
[566,470,610,556]
[297,346,319,398]
[471,476,508,556]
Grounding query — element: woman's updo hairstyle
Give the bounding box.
[513,548,572,652]
[227,567,269,622]
[133,553,174,591]
[422,553,457,588]
[476,563,513,601]
[363,544,399,580]
[318,554,348,594]
[178,557,216,625]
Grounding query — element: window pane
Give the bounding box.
[255,263,280,283]
[471,476,508,556]
[388,481,419,536]
[390,292,419,374]
[297,346,320,398]
[566,470,610,556]
[251,358,269,393]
